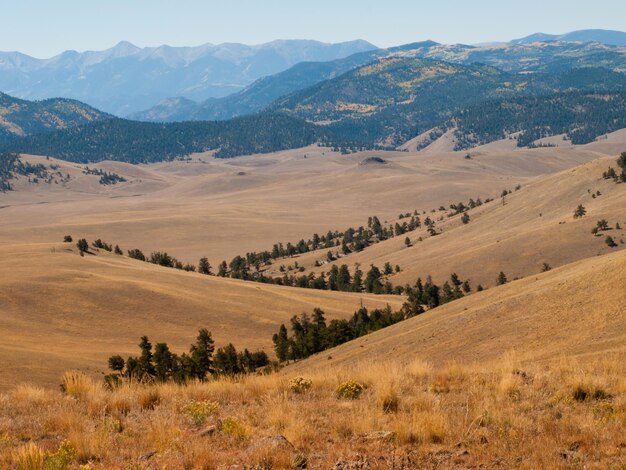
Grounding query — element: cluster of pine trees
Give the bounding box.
[602,152,626,183]
[272,306,406,362]
[83,166,126,185]
[69,188,489,295]
[106,328,269,385]
[272,271,477,363]
[0,152,18,191]
[455,91,626,150]
[2,113,320,163]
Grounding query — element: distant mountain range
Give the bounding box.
[0,39,377,116]
[4,58,626,163]
[128,42,433,122]
[512,29,626,46]
[132,38,626,123]
[2,30,626,164]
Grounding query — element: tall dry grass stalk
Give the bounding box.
[0,353,623,468]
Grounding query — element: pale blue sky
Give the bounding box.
[4,0,625,58]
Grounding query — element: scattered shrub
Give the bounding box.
[44,440,76,469]
[335,380,364,400]
[222,417,248,441]
[182,400,220,425]
[288,376,312,394]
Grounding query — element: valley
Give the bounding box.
[1,132,624,390]
[1,14,625,467]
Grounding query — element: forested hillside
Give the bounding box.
[0,92,112,143]
[3,53,626,162]
[1,114,319,163]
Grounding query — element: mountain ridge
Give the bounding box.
[512,29,626,46]
[0,39,377,115]
[131,39,626,123]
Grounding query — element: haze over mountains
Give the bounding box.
[0,39,377,115]
[1,29,625,121]
[131,35,626,124]
[512,28,626,46]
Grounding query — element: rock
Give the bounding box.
[198,424,218,437]
[249,434,294,451]
[138,450,156,461]
[360,430,395,441]
[332,459,371,470]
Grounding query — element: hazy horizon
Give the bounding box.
[3,0,625,58]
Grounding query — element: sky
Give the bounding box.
[3,0,625,58]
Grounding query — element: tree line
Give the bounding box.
[106,328,269,386]
[272,271,479,363]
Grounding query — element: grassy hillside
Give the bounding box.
[261,154,626,288]
[0,142,611,268]
[0,250,623,468]
[291,249,626,371]
[0,242,401,390]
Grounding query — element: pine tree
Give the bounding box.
[441,281,455,303]
[364,265,383,294]
[217,261,228,277]
[383,262,393,275]
[215,344,240,375]
[328,265,339,291]
[190,328,215,380]
[138,336,156,379]
[272,324,290,362]
[198,257,211,275]
[338,264,351,291]
[107,355,125,373]
[76,238,89,253]
[573,204,587,219]
[154,343,173,382]
[351,265,363,292]
[496,271,508,285]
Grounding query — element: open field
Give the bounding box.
[0,243,401,390]
[1,133,625,391]
[265,155,626,287]
[0,245,624,467]
[2,131,624,268]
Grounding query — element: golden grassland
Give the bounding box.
[1,135,619,268]
[263,155,626,288]
[0,243,401,391]
[1,354,624,469]
[290,249,626,372]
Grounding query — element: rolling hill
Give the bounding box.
[6,59,626,161]
[132,39,626,124]
[0,113,320,161]
[290,247,626,371]
[262,152,626,289]
[129,43,438,123]
[0,92,112,142]
[0,241,401,390]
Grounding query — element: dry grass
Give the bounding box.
[0,355,624,469]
